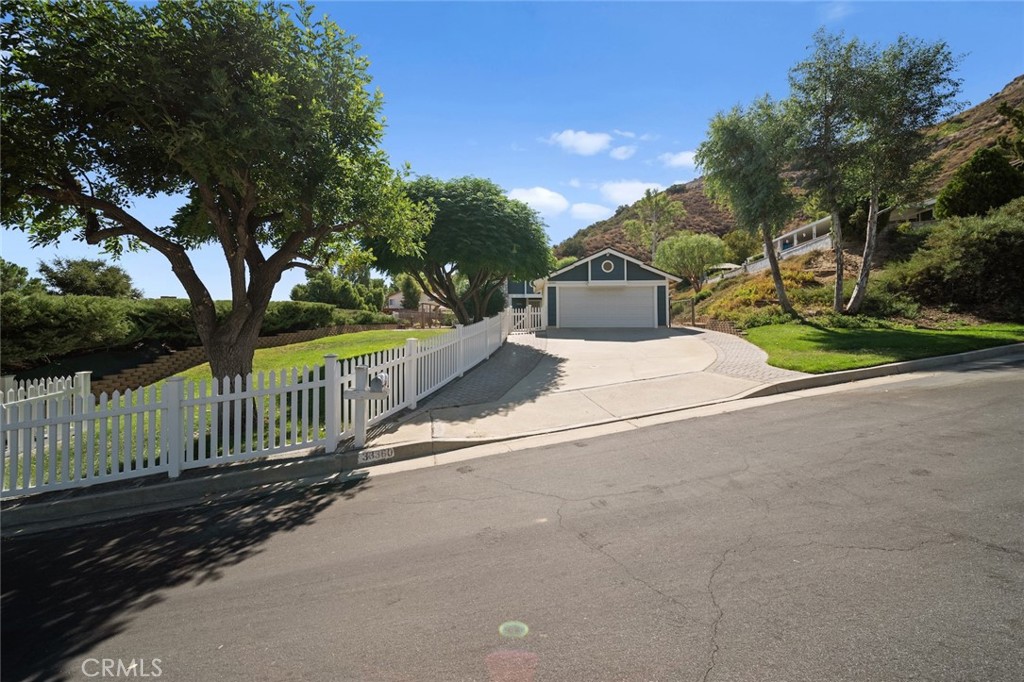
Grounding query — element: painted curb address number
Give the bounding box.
[357,447,396,465]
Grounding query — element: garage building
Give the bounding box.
[537,248,680,328]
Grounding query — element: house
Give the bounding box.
[529,248,680,328]
[506,279,543,309]
[763,198,938,260]
[384,291,404,311]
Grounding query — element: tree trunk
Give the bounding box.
[830,210,844,312]
[844,188,880,315]
[760,224,795,316]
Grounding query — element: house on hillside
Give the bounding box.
[760,198,937,262]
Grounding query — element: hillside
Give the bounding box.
[927,74,1024,190]
[555,74,1024,261]
[555,179,738,261]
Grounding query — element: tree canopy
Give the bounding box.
[787,30,961,313]
[1,0,428,378]
[622,189,687,263]
[366,176,550,324]
[0,258,46,295]
[396,273,421,310]
[654,233,726,293]
[697,96,797,314]
[37,257,143,298]
[289,267,385,312]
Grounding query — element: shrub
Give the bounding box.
[261,301,338,335]
[735,305,792,329]
[0,296,395,372]
[0,293,134,370]
[884,221,934,262]
[890,197,1024,319]
[934,147,1024,219]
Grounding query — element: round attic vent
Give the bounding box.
[601,259,615,273]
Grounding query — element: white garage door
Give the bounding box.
[559,286,657,328]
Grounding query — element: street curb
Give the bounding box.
[4,342,1021,536]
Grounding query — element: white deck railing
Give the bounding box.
[1,312,511,498]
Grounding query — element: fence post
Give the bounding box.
[405,339,419,410]
[456,324,466,377]
[163,377,184,479]
[74,371,91,403]
[323,354,340,452]
[353,366,368,449]
[1,375,14,397]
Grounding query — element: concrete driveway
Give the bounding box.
[375,327,790,447]
[539,328,716,391]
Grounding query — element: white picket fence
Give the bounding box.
[1,372,92,415]
[1,312,512,498]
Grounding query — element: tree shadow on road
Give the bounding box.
[0,476,369,682]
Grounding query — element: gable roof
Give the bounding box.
[546,247,682,282]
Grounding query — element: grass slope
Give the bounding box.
[746,322,1024,373]
[172,329,448,385]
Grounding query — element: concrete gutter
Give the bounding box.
[3,342,1021,536]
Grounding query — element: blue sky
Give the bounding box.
[3,1,1022,299]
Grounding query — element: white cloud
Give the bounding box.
[567,178,582,188]
[599,180,665,206]
[508,187,569,216]
[638,133,657,142]
[613,129,636,139]
[546,129,612,156]
[570,203,614,221]
[821,1,853,23]
[659,150,697,168]
[610,145,637,160]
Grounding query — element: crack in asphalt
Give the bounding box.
[700,536,752,682]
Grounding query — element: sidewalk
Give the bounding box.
[367,327,808,451]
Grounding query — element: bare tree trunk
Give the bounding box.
[845,188,880,315]
[831,210,844,312]
[761,224,795,316]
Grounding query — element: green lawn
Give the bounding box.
[172,329,450,385]
[745,322,1024,373]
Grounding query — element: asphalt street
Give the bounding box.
[2,359,1022,682]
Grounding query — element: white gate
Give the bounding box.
[510,307,543,334]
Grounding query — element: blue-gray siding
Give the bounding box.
[547,287,557,327]
[627,261,665,281]
[549,262,588,282]
[591,255,625,281]
[657,285,667,326]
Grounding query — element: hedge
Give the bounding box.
[0,296,394,371]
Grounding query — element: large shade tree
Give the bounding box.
[844,36,961,313]
[788,30,866,312]
[366,176,551,325]
[789,30,961,314]
[697,96,797,315]
[1,0,428,380]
